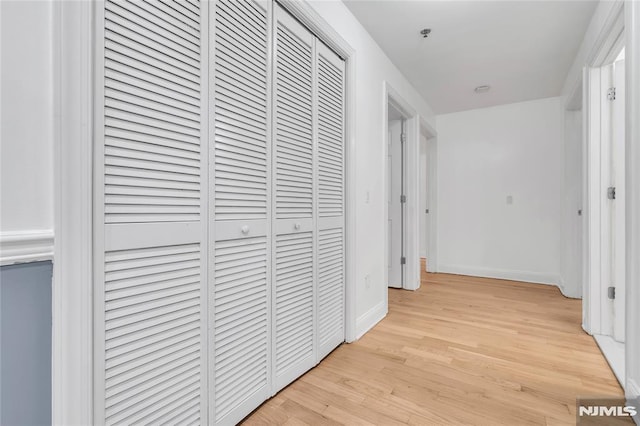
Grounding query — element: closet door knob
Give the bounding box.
[241,225,250,235]
[294,223,301,230]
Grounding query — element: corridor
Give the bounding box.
[245,266,622,425]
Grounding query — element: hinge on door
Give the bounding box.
[400,195,407,203]
[425,208,429,214]
[400,257,406,265]
[608,286,616,300]
[401,133,406,143]
[607,87,616,101]
[607,186,616,200]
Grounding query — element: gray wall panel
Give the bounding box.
[1,261,52,426]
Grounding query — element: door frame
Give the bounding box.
[582,3,624,337]
[585,59,626,340]
[52,1,94,423]
[52,0,358,423]
[383,82,420,292]
[582,0,640,401]
[624,0,640,402]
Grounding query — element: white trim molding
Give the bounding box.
[625,0,640,408]
[52,0,94,424]
[563,0,624,101]
[438,264,561,287]
[355,301,387,340]
[0,230,54,266]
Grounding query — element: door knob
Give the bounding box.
[241,225,250,235]
[294,223,301,230]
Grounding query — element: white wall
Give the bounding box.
[0,1,54,235]
[436,97,564,285]
[0,0,55,266]
[561,109,584,298]
[308,1,436,337]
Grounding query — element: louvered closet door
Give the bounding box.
[212,0,271,424]
[315,42,346,361]
[272,5,316,392]
[94,1,208,425]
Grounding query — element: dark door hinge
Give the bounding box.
[608,187,616,200]
[608,286,616,300]
[400,257,406,265]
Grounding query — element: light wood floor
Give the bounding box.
[243,263,623,425]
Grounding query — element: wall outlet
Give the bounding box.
[364,274,371,289]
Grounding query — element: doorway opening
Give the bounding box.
[419,121,437,273]
[383,83,421,292]
[387,104,407,288]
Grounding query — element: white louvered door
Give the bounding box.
[315,42,346,361]
[95,1,346,423]
[211,0,271,424]
[94,0,208,424]
[272,5,316,392]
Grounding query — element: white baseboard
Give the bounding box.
[628,378,640,398]
[628,379,640,425]
[558,279,582,299]
[0,230,54,266]
[355,300,387,340]
[593,334,625,389]
[437,264,560,286]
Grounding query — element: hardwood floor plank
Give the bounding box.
[243,265,624,425]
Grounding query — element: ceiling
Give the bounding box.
[343,0,598,114]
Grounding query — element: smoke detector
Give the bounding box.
[474,85,491,94]
[420,28,431,38]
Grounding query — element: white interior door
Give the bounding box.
[612,59,626,343]
[315,41,346,361]
[94,0,209,423]
[272,4,316,392]
[212,0,271,424]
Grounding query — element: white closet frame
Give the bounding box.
[52,0,357,423]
